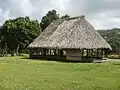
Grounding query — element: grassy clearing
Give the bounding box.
[0,56,120,90]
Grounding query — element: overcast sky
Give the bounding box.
[0,0,120,29]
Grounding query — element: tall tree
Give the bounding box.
[40,10,59,31]
[1,16,41,56]
[0,25,8,56]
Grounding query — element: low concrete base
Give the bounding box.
[67,56,82,61]
[66,49,82,61]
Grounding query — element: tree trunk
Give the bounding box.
[3,42,8,57]
[54,49,56,56]
[11,50,15,57]
[16,44,19,56]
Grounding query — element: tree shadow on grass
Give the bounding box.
[21,55,99,63]
[112,63,120,66]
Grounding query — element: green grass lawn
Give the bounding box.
[0,56,120,90]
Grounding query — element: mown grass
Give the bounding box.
[0,56,120,90]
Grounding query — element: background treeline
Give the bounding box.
[0,9,120,56]
[98,28,120,55]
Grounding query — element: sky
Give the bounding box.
[0,0,120,29]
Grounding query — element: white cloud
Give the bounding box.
[88,12,120,29]
[0,0,120,29]
[0,8,11,24]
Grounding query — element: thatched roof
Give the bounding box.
[28,15,111,50]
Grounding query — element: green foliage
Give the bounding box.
[0,10,71,55]
[0,16,41,55]
[61,14,70,19]
[40,10,60,31]
[0,56,120,90]
[98,28,120,53]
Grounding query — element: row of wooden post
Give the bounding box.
[30,48,64,56]
[81,49,108,59]
[30,48,109,59]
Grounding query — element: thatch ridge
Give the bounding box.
[28,15,111,50]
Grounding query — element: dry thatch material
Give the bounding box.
[28,15,111,50]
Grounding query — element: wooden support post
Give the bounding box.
[57,49,59,56]
[36,49,38,55]
[97,49,99,57]
[41,48,43,56]
[81,49,84,60]
[45,49,47,55]
[37,48,40,56]
[88,50,90,57]
[101,49,103,59]
[87,49,89,57]
[58,50,60,56]
[60,49,63,56]
[51,49,53,55]
[89,49,91,57]
[43,48,46,56]
[40,48,42,56]
[106,50,108,58]
[90,49,92,56]
[91,49,93,57]
[29,49,32,58]
[46,49,48,55]
[105,49,108,59]
[54,49,56,56]
[47,49,48,55]
[49,49,51,55]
